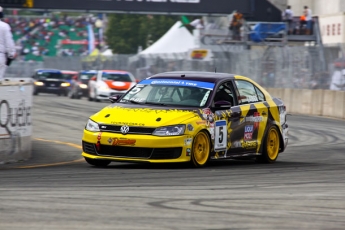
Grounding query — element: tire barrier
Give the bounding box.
[0,82,32,164]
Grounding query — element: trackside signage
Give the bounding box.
[0,85,32,138]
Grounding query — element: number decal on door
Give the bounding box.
[214,120,227,151]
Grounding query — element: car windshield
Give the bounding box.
[120,79,214,107]
[36,71,63,79]
[80,73,95,80]
[62,73,75,80]
[102,72,132,82]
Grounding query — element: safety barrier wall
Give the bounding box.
[0,83,32,164]
[267,88,345,120]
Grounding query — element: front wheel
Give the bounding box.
[84,157,111,167]
[257,126,280,163]
[191,131,211,167]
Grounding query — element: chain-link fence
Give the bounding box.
[5,44,345,90]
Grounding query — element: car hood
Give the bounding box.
[91,105,200,127]
[104,80,134,91]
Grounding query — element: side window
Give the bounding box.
[235,80,259,105]
[255,86,265,102]
[213,81,235,106]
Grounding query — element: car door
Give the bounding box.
[211,80,241,158]
[233,79,269,154]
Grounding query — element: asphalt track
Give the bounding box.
[1,95,345,230]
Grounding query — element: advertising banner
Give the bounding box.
[0,84,32,163]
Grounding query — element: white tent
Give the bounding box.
[139,21,196,56]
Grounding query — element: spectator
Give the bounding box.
[303,6,313,35]
[229,10,243,40]
[330,69,345,91]
[282,5,294,35]
[0,6,16,83]
[299,15,307,35]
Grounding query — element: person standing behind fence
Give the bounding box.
[330,69,345,91]
[0,6,16,84]
[282,5,294,35]
[303,6,313,35]
[229,11,243,41]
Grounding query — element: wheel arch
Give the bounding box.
[259,123,284,154]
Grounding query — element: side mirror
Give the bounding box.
[90,76,96,81]
[109,94,121,103]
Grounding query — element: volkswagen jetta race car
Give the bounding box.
[82,71,288,167]
[88,70,137,102]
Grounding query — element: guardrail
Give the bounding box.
[267,88,345,120]
[0,82,33,164]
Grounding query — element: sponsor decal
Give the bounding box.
[232,141,242,148]
[242,141,257,149]
[245,112,262,129]
[140,79,215,90]
[244,125,253,141]
[246,95,258,102]
[107,138,113,144]
[186,148,191,156]
[196,120,207,125]
[97,132,102,141]
[110,122,145,126]
[128,97,145,103]
[187,124,194,131]
[112,138,136,146]
[184,138,193,146]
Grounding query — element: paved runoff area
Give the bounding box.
[1,95,345,229]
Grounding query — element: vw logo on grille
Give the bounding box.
[120,125,130,134]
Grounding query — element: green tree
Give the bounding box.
[106,14,179,54]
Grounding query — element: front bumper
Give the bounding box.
[96,89,126,100]
[82,130,193,163]
[34,86,68,94]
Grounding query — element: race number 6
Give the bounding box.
[214,120,227,151]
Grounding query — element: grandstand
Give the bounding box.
[5,15,100,61]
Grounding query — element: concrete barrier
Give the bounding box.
[266,88,345,120]
[0,82,32,164]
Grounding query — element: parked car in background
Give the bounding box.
[88,70,137,102]
[32,69,71,96]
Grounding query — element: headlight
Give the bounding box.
[34,81,44,86]
[98,85,109,91]
[85,119,100,132]
[61,82,71,87]
[79,84,88,89]
[153,125,186,136]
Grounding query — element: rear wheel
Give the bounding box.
[257,126,280,163]
[191,131,211,167]
[84,157,111,167]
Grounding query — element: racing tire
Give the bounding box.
[257,126,280,163]
[88,96,93,101]
[84,157,111,167]
[33,90,39,96]
[191,131,211,167]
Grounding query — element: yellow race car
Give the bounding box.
[82,71,288,167]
